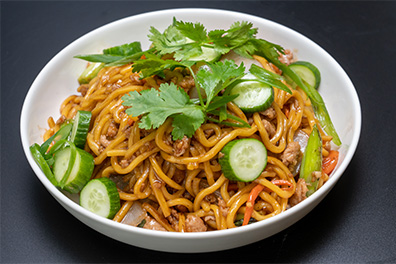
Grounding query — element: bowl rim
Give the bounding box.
[20,7,362,241]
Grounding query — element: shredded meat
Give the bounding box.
[204,193,217,204]
[173,136,191,157]
[143,216,167,231]
[172,169,185,184]
[106,121,118,138]
[204,215,216,225]
[218,197,229,217]
[178,75,195,92]
[260,106,276,120]
[278,49,294,65]
[167,209,179,231]
[262,119,276,138]
[77,84,89,97]
[119,154,136,169]
[280,142,301,169]
[99,135,111,148]
[289,178,308,206]
[185,215,207,232]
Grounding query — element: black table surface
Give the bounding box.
[2,1,396,263]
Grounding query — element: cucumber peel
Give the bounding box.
[219,138,267,182]
[80,178,121,219]
[289,61,321,90]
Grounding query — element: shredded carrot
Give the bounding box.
[284,104,290,118]
[322,150,339,175]
[271,179,293,191]
[243,184,265,226]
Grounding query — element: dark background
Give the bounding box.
[2,1,396,263]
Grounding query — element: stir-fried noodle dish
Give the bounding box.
[30,19,341,232]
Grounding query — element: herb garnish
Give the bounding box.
[74,18,341,144]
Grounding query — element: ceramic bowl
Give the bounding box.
[20,8,361,252]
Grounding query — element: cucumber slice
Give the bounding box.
[289,61,321,90]
[80,178,121,219]
[219,138,268,182]
[189,46,222,63]
[230,73,274,113]
[53,145,77,187]
[53,143,94,193]
[62,147,94,193]
[69,110,92,149]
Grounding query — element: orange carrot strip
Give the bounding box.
[322,150,339,175]
[271,179,293,191]
[243,184,265,226]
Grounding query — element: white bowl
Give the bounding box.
[20,8,361,253]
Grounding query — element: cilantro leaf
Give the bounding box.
[131,53,195,78]
[122,82,205,139]
[196,59,245,105]
[174,20,208,43]
[172,109,206,140]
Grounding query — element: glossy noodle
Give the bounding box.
[44,54,333,232]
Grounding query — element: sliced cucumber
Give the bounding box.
[69,110,92,149]
[289,61,321,90]
[219,138,268,182]
[62,147,94,193]
[189,46,222,63]
[53,143,94,193]
[53,145,77,187]
[80,178,121,219]
[230,73,274,113]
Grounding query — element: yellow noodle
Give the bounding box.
[45,50,336,233]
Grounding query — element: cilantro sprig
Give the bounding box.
[149,18,258,61]
[122,59,250,140]
[75,17,341,144]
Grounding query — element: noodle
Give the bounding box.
[45,54,332,232]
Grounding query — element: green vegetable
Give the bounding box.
[29,143,58,186]
[250,39,341,145]
[122,82,205,140]
[248,64,291,94]
[149,19,257,61]
[188,46,222,63]
[229,73,274,113]
[74,42,144,66]
[219,138,268,182]
[69,110,92,149]
[76,18,340,145]
[123,59,252,140]
[30,111,94,193]
[53,143,94,193]
[78,63,104,84]
[289,61,321,90]
[39,123,73,157]
[80,178,121,219]
[299,125,322,196]
[53,144,77,187]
